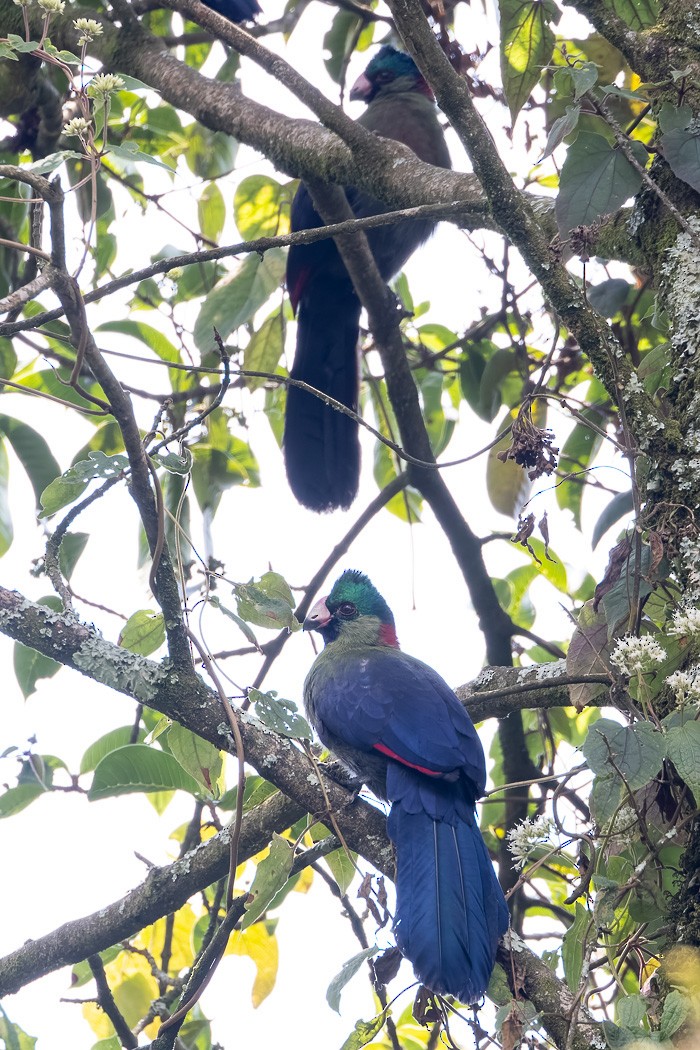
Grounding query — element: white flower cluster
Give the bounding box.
[507,815,556,870]
[37,0,65,12]
[666,666,700,703]
[668,605,700,639]
[63,116,91,137]
[610,635,666,676]
[74,17,103,43]
[88,73,125,98]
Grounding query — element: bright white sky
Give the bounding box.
[0,0,628,1045]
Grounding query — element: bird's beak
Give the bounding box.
[303,596,331,632]
[349,72,373,103]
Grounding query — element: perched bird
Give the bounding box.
[284,46,451,512]
[199,0,261,22]
[303,570,509,1002]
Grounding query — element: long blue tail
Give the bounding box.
[387,772,509,1002]
[283,273,361,512]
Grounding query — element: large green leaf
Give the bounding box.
[499,0,558,122]
[605,0,658,29]
[241,834,294,929]
[167,722,224,797]
[582,718,665,789]
[660,128,700,194]
[198,181,226,243]
[88,744,202,800]
[118,610,166,656]
[80,726,146,774]
[562,902,590,989]
[665,722,700,800]
[193,249,286,351]
[243,308,285,391]
[556,132,647,234]
[0,440,12,556]
[234,175,290,240]
[0,416,60,509]
[326,948,379,1013]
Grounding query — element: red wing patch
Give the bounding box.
[373,742,443,777]
[286,261,310,316]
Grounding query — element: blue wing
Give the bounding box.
[307,646,486,796]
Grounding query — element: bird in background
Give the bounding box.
[284,46,452,513]
[199,0,261,24]
[303,570,509,1002]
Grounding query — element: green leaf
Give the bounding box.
[194,249,286,351]
[665,722,700,800]
[185,127,238,179]
[327,947,379,1013]
[604,0,658,29]
[234,175,290,240]
[199,182,226,243]
[0,416,61,509]
[587,278,632,317]
[0,781,46,818]
[323,10,370,83]
[58,531,89,580]
[14,598,62,698]
[562,901,590,989]
[487,418,532,518]
[556,406,606,528]
[0,440,13,557]
[658,102,692,133]
[118,610,166,656]
[310,826,357,894]
[582,718,665,789]
[241,834,294,929]
[659,989,690,1039]
[660,128,700,193]
[599,542,658,636]
[338,1012,387,1050]
[168,723,224,798]
[80,726,145,774]
[106,141,174,171]
[0,340,17,380]
[249,688,312,740]
[589,773,624,827]
[592,490,634,549]
[39,452,130,517]
[637,342,673,395]
[499,0,557,122]
[88,744,202,800]
[209,594,260,648]
[243,308,285,391]
[234,571,299,631]
[191,435,259,514]
[0,1006,37,1049]
[616,993,646,1030]
[541,104,581,161]
[479,347,520,422]
[556,132,647,234]
[568,60,599,99]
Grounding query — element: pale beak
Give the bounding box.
[303,596,332,632]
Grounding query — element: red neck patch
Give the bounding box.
[380,622,400,648]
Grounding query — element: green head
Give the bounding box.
[303,570,399,647]
[349,45,432,104]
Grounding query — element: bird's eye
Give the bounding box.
[337,602,357,618]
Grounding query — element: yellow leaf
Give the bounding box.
[226,922,279,1007]
[137,904,198,973]
[82,946,161,1037]
[293,864,314,894]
